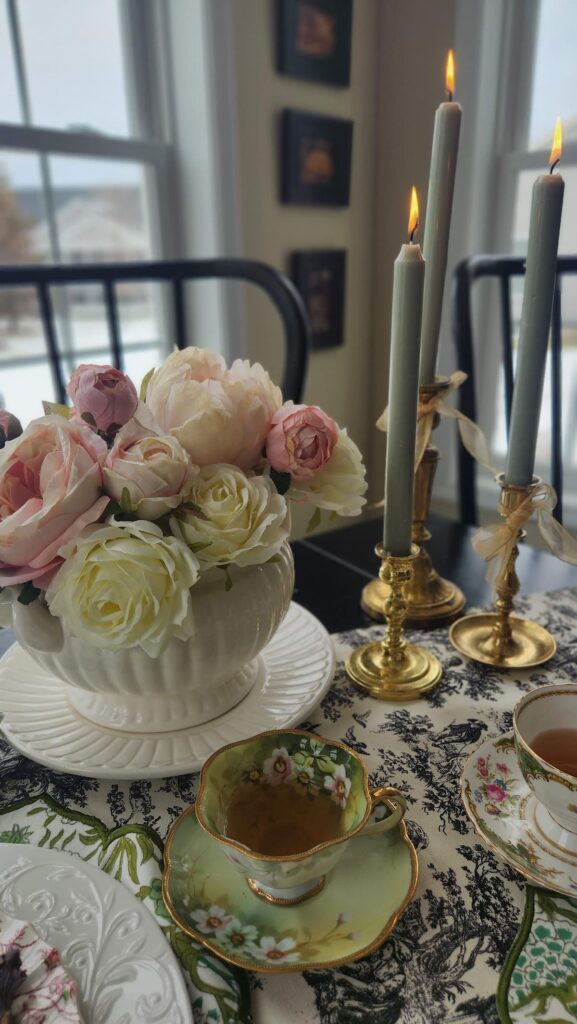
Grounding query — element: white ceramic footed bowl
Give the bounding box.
[13,543,295,733]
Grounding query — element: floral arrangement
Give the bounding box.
[0,349,366,656]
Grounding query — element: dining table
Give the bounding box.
[1,511,577,1024]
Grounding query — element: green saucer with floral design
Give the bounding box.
[162,802,418,973]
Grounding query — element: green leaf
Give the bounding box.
[120,487,134,515]
[270,468,291,495]
[80,410,97,427]
[17,582,41,606]
[306,506,322,534]
[218,565,233,592]
[139,366,155,401]
[316,755,337,775]
[42,400,72,419]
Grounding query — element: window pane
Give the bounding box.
[48,155,152,263]
[529,0,577,149]
[17,0,130,135]
[0,1,22,122]
[48,156,162,394]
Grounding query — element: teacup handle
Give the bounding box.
[358,785,407,838]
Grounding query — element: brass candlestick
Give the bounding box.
[362,379,466,627]
[449,478,556,668]
[347,543,443,700]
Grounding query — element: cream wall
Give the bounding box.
[226,0,457,525]
[370,0,457,504]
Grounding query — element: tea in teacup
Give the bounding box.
[513,683,577,844]
[196,728,407,905]
[225,780,344,856]
[530,728,577,778]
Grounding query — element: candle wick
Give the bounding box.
[447,90,453,101]
[409,220,419,243]
[550,158,560,174]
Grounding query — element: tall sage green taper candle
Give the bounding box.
[384,188,425,556]
[419,51,462,385]
[505,119,565,487]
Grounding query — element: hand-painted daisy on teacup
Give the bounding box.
[194,728,407,906]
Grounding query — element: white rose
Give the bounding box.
[171,464,289,567]
[104,429,196,521]
[145,348,282,470]
[288,429,367,516]
[46,520,200,656]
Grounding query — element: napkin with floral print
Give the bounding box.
[0,914,83,1023]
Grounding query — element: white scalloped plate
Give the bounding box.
[0,844,192,1024]
[0,603,335,779]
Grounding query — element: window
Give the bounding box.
[0,0,172,422]
[436,0,577,523]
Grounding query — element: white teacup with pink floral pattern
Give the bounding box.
[195,728,407,905]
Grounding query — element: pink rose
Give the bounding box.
[67,364,138,435]
[0,410,22,448]
[485,783,506,803]
[266,404,339,480]
[0,416,108,587]
[104,418,196,521]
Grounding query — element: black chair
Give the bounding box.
[452,254,577,526]
[0,258,311,406]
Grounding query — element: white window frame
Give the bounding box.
[433,0,577,524]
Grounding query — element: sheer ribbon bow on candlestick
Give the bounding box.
[472,481,577,592]
[376,370,494,472]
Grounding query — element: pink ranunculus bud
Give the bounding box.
[266,403,339,480]
[0,410,22,448]
[67,364,138,436]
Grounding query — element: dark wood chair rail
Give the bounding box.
[0,258,311,406]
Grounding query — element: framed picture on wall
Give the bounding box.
[281,110,353,206]
[277,0,353,87]
[292,249,346,350]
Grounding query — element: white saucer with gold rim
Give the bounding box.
[162,801,418,973]
[461,733,577,898]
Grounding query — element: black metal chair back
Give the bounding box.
[452,254,577,525]
[0,258,311,406]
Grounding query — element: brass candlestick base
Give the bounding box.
[449,478,556,669]
[347,544,442,700]
[363,380,465,627]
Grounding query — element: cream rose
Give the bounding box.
[104,423,196,521]
[145,348,282,470]
[171,464,289,567]
[288,429,367,516]
[45,520,200,656]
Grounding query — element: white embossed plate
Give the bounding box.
[0,603,335,779]
[0,844,192,1024]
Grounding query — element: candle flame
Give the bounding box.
[550,117,562,169]
[408,187,419,241]
[446,50,455,97]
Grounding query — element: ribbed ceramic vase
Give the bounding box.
[12,542,294,733]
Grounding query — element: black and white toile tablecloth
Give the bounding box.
[1,587,577,1024]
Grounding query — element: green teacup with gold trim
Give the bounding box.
[195,728,407,905]
[513,683,577,852]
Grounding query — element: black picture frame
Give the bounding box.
[292,249,346,350]
[277,0,353,87]
[281,110,353,207]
